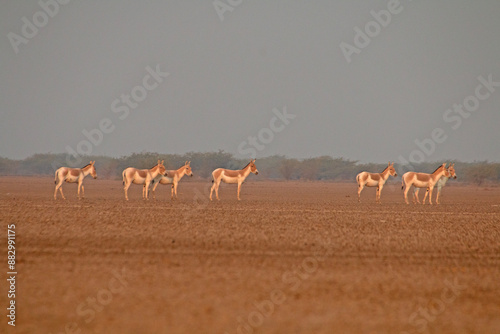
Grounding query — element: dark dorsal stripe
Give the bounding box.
[242,161,253,169]
[431,165,443,174]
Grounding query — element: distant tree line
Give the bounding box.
[0,152,499,185]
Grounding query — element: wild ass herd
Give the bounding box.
[54,160,457,204]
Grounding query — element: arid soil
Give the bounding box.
[1,176,499,334]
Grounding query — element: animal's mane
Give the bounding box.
[81,163,91,169]
[431,164,444,174]
[242,160,254,169]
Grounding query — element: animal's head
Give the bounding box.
[89,161,97,179]
[157,160,166,175]
[388,162,397,177]
[448,163,457,179]
[185,161,193,177]
[441,163,450,177]
[249,159,258,175]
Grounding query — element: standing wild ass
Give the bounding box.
[122,160,166,200]
[411,163,457,204]
[356,162,397,203]
[402,163,450,205]
[152,161,193,199]
[210,159,258,201]
[54,161,97,200]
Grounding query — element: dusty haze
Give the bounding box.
[1,1,499,163]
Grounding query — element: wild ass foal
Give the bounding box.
[152,161,193,200]
[356,162,397,203]
[402,163,450,205]
[210,159,258,201]
[122,160,166,200]
[54,161,97,200]
[411,163,457,204]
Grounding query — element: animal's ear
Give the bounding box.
[188,161,191,165]
[185,161,188,165]
[162,160,165,164]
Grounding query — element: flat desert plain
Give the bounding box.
[1,176,499,334]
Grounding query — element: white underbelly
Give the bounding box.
[132,177,147,185]
[364,180,379,187]
[221,175,239,184]
[411,180,433,188]
[65,175,80,183]
[159,176,174,184]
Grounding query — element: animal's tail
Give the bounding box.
[122,170,126,186]
[401,179,404,190]
[54,170,58,184]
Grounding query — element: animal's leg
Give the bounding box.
[124,182,131,201]
[81,184,85,199]
[357,183,364,203]
[422,188,429,205]
[77,181,82,200]
[54,180,63,200]
[210,181,215,201]
[428,186,434,205]
[237,182,242,201]
[436,188,441,204]
[143,183,149,200]
[378,185,384,203]
[413,188,420,204]
[215,181,220,201]
[152,180,159,199]
[403,182,410,205]
[59,184,66,200]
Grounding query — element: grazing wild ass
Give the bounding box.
[122,160,166,200]
[401,163,450,205]
[152,161,193,200]
[411,163,457,204]
[356,162,397,203]
[210,159,258,201]
[54,161,97,200]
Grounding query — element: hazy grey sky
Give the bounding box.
[1,0,499,164]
